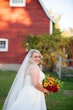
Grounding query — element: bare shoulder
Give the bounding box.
[28,64,40,74]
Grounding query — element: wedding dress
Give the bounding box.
[2,49,47,110]
[8,65,46,110]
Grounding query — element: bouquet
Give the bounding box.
[43,74,64,93]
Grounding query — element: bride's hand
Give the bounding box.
[44,89,50,94]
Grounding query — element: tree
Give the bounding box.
[23,13,73,71]
[24,28,73,71]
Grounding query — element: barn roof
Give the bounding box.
[38,0,55,23]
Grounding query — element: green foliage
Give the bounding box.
[23,30,73,71]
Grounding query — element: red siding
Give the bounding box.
[0,0,50,64]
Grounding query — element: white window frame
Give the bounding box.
[0,38,8,52]
[10,0,26,7]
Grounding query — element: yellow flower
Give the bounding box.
[48,80,54,86]
[43,74,64,92]
[57,84,60,89]
[43,82,48,87]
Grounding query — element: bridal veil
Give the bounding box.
[2,49,42,110]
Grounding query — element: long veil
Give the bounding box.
[2,49,41,110]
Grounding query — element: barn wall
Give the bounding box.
[0,0,50,64]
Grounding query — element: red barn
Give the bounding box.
[0,0,54,71]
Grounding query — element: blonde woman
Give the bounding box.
[3,49,49,110]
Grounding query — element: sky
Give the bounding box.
[42,0,73,31]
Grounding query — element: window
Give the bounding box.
[0,39,8,52]
[10,0,26,7]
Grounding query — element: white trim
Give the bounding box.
[0,38,8,52]
[38,0,55,23]
[10,0,26,7]
[38,0,55,34]
[50,20,53,34]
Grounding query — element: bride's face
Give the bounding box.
[31,52,41,65]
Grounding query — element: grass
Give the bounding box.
[0,70,16,110]
[46,72,73,110]
[0,70,73,110]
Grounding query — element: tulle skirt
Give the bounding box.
[9,85,47,110]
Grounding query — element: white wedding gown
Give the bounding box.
[8,67,47,110]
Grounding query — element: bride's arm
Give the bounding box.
[29,65,49,94]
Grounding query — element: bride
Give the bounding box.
[2,49,49,110]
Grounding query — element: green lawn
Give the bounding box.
[0,70,73,110]
[0,70,16,110]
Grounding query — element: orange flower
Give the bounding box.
[48,77,54,81]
